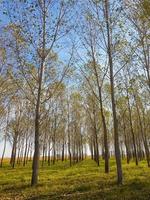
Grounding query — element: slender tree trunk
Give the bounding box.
[26,142,30,164]
[134,96,150,167]
[91,35,109,172]
[10,133,18,168]
[23,138,28,166]
[31,107,40,185]
[0,108,10,167]
[81,135,84,160]
[99,89,109,173]
[31,0,46,186]
[104,0,122,184]
[62,141,65,162]
[0,135,7,167]
[53,129,56,165]
[29,143,33,161]
[67,100,72,166]
[90,140,94,160]
[126,89,138,165]
[17,144,21,165]
[123,117,130,164]
[93,106,99,166]
[48,138,51,166]
[20,140,24,164]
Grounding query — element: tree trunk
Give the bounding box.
[31,0,46,186]
[134,96,150,167]
[90,31,109,173]
[10,133,18,168]
[123,118,130,164]
[126,89,138,165]
[23,138,28,166]
[62,141,65,162]
[0,135,7,167]
[104,0,123,184]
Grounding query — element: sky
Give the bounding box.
[0,141,11,157]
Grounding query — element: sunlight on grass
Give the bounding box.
[0,159,150,200]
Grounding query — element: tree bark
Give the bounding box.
[31,0,46,186]
[104,0,123,184]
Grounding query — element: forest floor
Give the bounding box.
[0,158,150,200]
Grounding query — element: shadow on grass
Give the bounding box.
[2,183,31,192]
[27,180,150,200]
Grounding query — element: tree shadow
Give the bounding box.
[26,180,150,200]
[2,183,30,192]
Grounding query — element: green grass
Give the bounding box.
[0,158,150,200]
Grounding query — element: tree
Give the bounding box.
[2,0,75,185]
[104,0,123,184]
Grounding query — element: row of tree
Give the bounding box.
[0,0,149,186]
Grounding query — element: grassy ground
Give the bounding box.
[0,158,150,200]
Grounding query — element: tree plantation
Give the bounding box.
[0,0,150,199]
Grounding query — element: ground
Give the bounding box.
[0,158,150,200]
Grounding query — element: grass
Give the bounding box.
[0,158,150,200]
